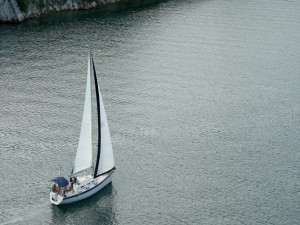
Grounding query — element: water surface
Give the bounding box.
[0,0,300,224]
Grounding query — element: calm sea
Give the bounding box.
[0,0,300,224]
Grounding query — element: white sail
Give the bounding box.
[72,49,93,174]
[95,87,115,176]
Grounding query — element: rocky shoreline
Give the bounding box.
[0,0,138,23]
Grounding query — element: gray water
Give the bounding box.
[1,0,300,224]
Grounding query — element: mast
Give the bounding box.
[93,57,101,178]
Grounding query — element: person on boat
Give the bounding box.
[68,177,74,192]
[52,184,61,194]
[65,177,77,192]
[51,184,58,193]
[72,177,78,184]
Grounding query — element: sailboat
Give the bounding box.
[50,48,115,205]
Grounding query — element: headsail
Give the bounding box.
[92,59,115,178]
[72,49,93,174]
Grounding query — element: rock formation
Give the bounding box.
[0,0,126,23]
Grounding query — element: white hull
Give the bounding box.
[50,171,113,205]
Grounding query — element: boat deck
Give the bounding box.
[77,175,93,183]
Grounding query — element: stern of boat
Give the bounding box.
[50,191,64,205]
[50,176,69,205]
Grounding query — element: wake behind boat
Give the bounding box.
[50,48,115,205]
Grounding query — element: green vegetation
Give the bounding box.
[39,2,45,10]
[17,0,27,12]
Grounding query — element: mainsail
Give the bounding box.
[92,59,115,178]
[72,49,93,174]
